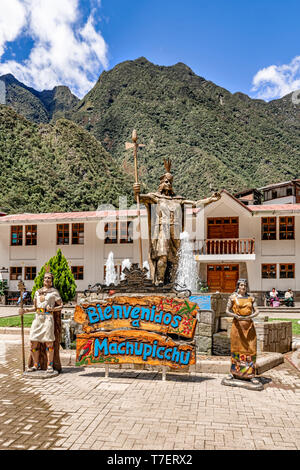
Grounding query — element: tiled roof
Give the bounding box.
[1,201,300,224]
[0,209,147,223]
[258,179,300,191]
[239,194,254,201]
[248,204,300,212]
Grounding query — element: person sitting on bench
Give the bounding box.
[269,288,279,307]
[284,289,294,307]
[17,289,28,305]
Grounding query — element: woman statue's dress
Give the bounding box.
[229,294,257,379]
[29,287,62,343]
[28,287,63,372]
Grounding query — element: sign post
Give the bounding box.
[75,295,198,378]
[18,279,26,372]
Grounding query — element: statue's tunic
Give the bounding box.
[141,193,184,261]
[229,294,257,379]
[29,288,62,343]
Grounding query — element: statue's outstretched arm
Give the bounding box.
[195,192,221,207]
[182,192,221,207]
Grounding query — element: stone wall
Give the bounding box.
[195,310,215,355]
[212,332,230,356]
[255,321,292,354]
[212,319,293,356]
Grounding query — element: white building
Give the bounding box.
[259,179,300,205]
[0,190,299,303]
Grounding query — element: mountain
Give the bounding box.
[0,105,133,213]
[1,58,299,205]
[66,57,299,198]
[0,74,79,123]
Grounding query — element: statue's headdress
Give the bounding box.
[44,264,54,280]
[160,158,173,181]
[158,158,175,195]
[164,158,172,174]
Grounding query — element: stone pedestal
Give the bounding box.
[221,376,264,391]
[23,369,59,379]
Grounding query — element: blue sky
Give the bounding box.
[0,0,299,100]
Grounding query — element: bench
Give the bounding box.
[6,291,32,306]
[264,291,292,307]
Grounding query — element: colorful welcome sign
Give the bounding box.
[75,296,198,369]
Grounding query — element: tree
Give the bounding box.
[32,248,76,302]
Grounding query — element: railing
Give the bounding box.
[194,238,255,255]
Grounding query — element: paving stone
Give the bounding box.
[0,339,299,450]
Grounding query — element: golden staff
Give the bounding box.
[125,130,145,268]
[18,279,26,372]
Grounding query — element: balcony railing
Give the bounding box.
[194,238,255,255]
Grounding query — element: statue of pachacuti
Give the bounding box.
[222,279,264,390]
[133,159,221,286]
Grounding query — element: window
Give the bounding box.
[71,266,84,280]
[11,226,23,246]
[280,264,295,279]
[25,225,37,246]
[104,222,118,244]
[25,266,36,280]
[57,224,69,245]
[72,223,84,245]
[10,267,22,280]
[286,187,293,196]
[279,217,294,240]
[119,221,133,244]
[262,264,276,279]
[272,190,277,199]
[261,217,276,240]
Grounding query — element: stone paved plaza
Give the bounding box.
[0,335,300,451]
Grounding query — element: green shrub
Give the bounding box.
[32,248,77,303]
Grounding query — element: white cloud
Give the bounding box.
[0,0,27,57]
[251,56,300,101]
[0,0,108,98]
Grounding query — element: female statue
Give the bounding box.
[19,270,62,373]
[225,279,260,385]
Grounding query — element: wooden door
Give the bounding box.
[207,264,239,292]
[207,217,239,239]
[207,265,222,292]
[207,217,239,254]
[222,265,239,292]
